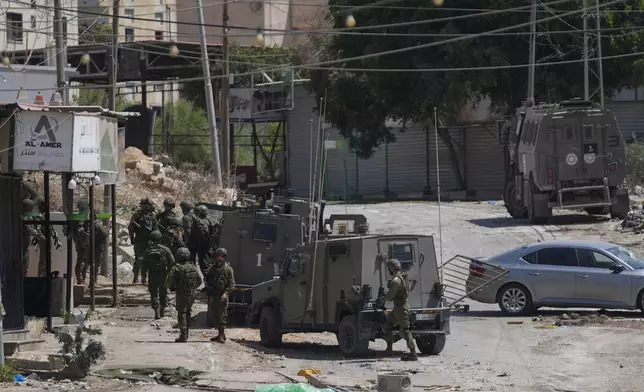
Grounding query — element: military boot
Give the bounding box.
[175,329,188,343]
[384,342,393,357]
[159,308,165,318]
[153,308,161,320]
[210,328,225,343]
[401,348,418,362]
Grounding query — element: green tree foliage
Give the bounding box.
[301,0,644,158]
[78,22,112,45]
[154,99,211,165]
[72,89,132,111]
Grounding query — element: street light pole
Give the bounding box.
[221,0,231,179]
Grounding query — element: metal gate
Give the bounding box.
[0,175,25,330]
[438,255,509,308]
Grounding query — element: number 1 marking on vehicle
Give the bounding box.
[257,253,262,267]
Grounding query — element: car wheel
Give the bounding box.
[637,290,644,313]
[259,306,282,347]
[337,315,369,357]
[415,335,446,355]
[497,284,533,316]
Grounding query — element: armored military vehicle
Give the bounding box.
[248,234,451,357]
[500,98,629,224]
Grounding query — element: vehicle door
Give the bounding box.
[279,247,312,326]
[238,217,281,285]
[377,238,422,308]
[579,118,605,179]
[573,248,632,306]
[552,117,582,181]
[519,247,578,303]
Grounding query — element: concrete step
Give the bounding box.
[4,339,46,356]
[3,328,28,341]
[77,295,113,306]
[9,352,65,371]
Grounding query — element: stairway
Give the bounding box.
[3,329,45,356]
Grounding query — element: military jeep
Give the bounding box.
[248,234,451,357]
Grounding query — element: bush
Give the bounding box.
[0,362,17,383]
[626,142,644,190]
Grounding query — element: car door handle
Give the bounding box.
[576,275,589,279]
[527,272,540,276]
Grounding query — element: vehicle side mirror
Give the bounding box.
[609,264,625,273]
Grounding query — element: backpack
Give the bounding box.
[146,245,169,271]
[178,264,201,291]
[194,217,212,241]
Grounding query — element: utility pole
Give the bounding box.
[107,0,120,306]
[196,0,223,187]
[221,0,231,180]
[526,0,537,106]
[595,0,605,107]
[583,0,589,100]
[53,0,67,103]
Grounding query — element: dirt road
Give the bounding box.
[13,201,644,392]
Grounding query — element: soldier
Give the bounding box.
[161,215,186,257]
[35,197,62,277]
[22,199,44,276]
[144,230,175,320]
[188,205,218,274]
[128,198,158,284]
[167,247,202,342]
[180,201,196,244]
[377,258,418,361]
[157,198,180,235]
[205,248,235,343]
[91,218,110,284]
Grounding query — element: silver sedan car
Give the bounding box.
[466,240,644,315]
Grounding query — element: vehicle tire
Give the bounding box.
[337,315,369,357]
[586,206,610,216]
[415,334,446,355]
[504,181,528,219]
[636,290,644,313]
[497,283,534,316]
[259,306,282,347]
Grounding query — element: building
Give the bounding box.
[1,0,79,52]
[77,0,179,107]
[175,0,326,47]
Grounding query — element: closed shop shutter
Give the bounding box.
[429,127,464,192]
[608,102,644,142]
[387,126,429,195]
[464,126,505,195]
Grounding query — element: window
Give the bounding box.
[583,124,594,140]
[607,246,644,269]
[522,251,538,264]
[577,249,616,269]
[389,243,415,271]
[155,31,163,40]
[155,12,164,23]
[253,222,278,243]
[30,15,36,29]
[536,247,578,267]
[6,13,24,43]
[124,8,134,18]
[327,243,347,257]
[62,16,68,42]
[564,126,574,141]
[125,27,135,42]
[285,250,310,276]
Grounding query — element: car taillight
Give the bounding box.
[608,162,617,173]
[546,168,554,184]
[470,265,486,278]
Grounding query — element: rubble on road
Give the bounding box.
[620,207,644,232]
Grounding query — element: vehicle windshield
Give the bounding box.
[607,246,644,269]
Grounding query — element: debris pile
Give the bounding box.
[533,312,612,327]
[621,208,644,231]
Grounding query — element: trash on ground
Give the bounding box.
[256,383,335,392]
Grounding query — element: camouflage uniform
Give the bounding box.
[167,247,202,342]
[73,200,90,284]
[144,230,175,319]
[206,248,235,343]
[22,199,43,277]
[179,201,196,244]
[90,220,109,284]
[128,198,158,284]
[35,197,62,277]
[188,205,218,274]
[157,198,180,235]
[161,215,186,257]
[380,259,418,361]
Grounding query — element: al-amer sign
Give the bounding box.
[13,111,101,172]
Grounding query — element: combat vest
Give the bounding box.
[209,263,232,294]
[175,263,201,293]
[146,244,170,272]
[134,211,158,241]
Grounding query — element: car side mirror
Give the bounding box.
[609,264,625,273]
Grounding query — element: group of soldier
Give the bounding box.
[128,198,235,343]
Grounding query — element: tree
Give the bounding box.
[78,22,112,45]
[299,0,644,158]
[72,89,132,111]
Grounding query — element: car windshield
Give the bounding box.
[607,246,644,269]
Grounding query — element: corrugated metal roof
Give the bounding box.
[0,102,140,119]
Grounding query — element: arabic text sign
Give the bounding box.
[13,111,73,171]
[71,114,100,172]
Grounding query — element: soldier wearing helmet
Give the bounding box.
[188,205,219,274]
[179,201,196,243]
[128,198,159,284]
[22,198,44,276]
[161,215,186,257]
[205,247,235,343]
[167,247,202,342]
[157,198,179,235]
[144,230,175,319]
[376,258,418,361]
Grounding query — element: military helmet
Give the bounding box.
[195,205,208,216]
[176,247,191,261]
[163,198,175,207]
[140,197,151,206]
[180,201,194,209]
[149,230,163,241]
[386,258,401,271]
[215,247,228,256]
